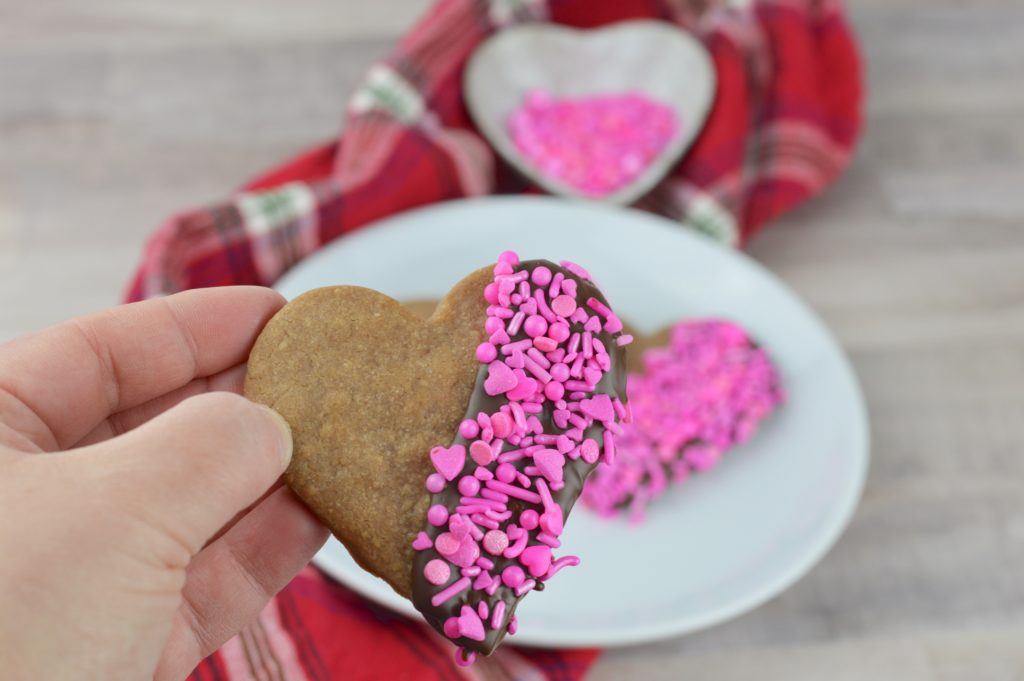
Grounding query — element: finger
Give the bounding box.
[0,286,284,451]
[90,391,293,560]
[75,364,247,447]
[153,487,328,681]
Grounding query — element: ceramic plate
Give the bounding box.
[275,197,869,648]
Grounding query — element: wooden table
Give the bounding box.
[3,1,1023,678]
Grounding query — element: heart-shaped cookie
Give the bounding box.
[245,252,630,662]
[464,20,716,204]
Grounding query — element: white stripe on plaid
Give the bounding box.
[236,181,318,282]
[348,64,425,125]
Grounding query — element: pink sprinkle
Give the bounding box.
[412,532,433,551]
[427,504,449,527]
[501,565,526,588]
[483,529,509,555]
[425,557,454,585]
[545,555,581,580]
[476,342,497,363]
[508,616,519,635]
[426,474,446,494]
[549,272,563,298]
[603,430,616,465]
[455,648,477,667]
[484,360,517,396]
[616,334,633,346]
[537,532,561,548]
[533,336,558,352]
[490,412,513,439]
[527,347,551,368]
[485,479,543,505]
[459,419,480,440]
[458,604,486,641]
[491,601,507,629]
[431,576,471,607]
[514,579,536,597]
[551,294,577,318]
[458,475,481,497]
[470,439,494,466]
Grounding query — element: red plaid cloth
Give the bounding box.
[127,0,861,678]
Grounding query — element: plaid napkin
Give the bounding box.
[127,0,862,678]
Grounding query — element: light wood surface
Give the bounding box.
[3,1,1023,679]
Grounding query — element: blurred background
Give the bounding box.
[2,0,1023,678]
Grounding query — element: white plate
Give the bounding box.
[275,197,869,648]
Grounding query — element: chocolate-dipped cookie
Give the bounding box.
[245,251,630,663]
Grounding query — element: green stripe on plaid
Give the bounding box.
[236,182,316,237]
[682,191,739,246]
[348,64,425,125]
[487,0,548,25]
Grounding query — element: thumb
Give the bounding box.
[88,391,293,559]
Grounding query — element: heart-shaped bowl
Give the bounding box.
[464,20,716,205]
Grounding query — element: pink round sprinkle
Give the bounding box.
[544,381,565,402]
[435,532,460,556]
[550,362,570,383]
[426,473,446,493]
[427,504,449,526]
[519,509,539,530]
[548,322,570,343]
[424,559,451,585]
[551,295,577,318]
[501,565,526,588]
[579,438,600,464]
[484,316,503,334]
[443,617,461,638]
[476,342,498,363]
[499,250,520,265]
[523,315,548,338]
[482,529,509,555]
[458,475,481,497]
[484,283,499,305]
[495,462,517,483]
[490,412,513,439]
[531,266,552,286]
[470,439,494,466]
[459,418,480,440]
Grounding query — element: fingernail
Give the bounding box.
[259,405,293,470]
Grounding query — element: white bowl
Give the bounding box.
[464,21,716,205]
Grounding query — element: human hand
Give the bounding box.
[0,287,329,680]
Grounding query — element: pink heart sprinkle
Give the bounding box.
[580,394,614,423]
[430,444,466,481]
[533,448,566,484]
[412,532,433,551]
[484,360,517,396]
[519,544,553,578]
[458,605,486,641]
[506,369,537,401]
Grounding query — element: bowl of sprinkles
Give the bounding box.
[465,20,716,204]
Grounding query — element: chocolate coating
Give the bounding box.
[411,259,628,655]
